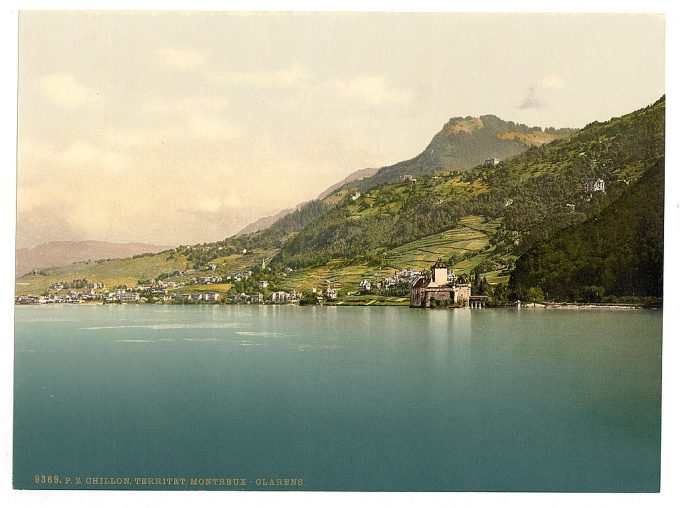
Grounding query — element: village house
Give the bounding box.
[324,287,338,300]
[249,293,264,304]
[351,191,361,201]
[16,295,47,304]
[150,285,168,295]
[358,279,372,292]
[584,178,606,193]
[258,280,269,289]
[400,174,417,182]
[409,259,471,307]
[65,291,81,303]
[270,291,290,304]
[197,276,222,284]
[202,292,221,302]
[120,292,140,303]
[484,158,500,166]
[397,268,421,281]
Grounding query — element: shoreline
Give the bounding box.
[519,302,657,310]
[14,300,661,310]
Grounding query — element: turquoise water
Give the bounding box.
[14,304,661,491]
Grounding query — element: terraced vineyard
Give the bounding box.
[382,215,499,270]
[279,215,508,294]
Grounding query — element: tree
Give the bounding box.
[527,287,544,303]
[491,283,509,305]
[299,291,320,306]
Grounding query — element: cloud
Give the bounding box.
[332,75,413,104]
[196,193,242,213]
[101,116,239,148]
[38,73,100,109]
[61,141,130,171]
[518,73,565,110]
[539,73,565,89]
[157,47,208,71]
[519,86,543,110]
[186,114,241,141]
[147,96,229,115]
[215,63,311,87]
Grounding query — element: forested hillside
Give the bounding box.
[272,97,665,272]
[509,160,664,301]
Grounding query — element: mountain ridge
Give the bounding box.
[233,114,574,239]
[345,114,576,192]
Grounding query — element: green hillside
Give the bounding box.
[273,97,664,276]
[16,97,664,302]
[16,251,189,295]
[509,160,664,302]
[278,215,499,294]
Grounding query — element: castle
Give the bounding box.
[409,259,471,307]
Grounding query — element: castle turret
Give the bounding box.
[431,259,448,286]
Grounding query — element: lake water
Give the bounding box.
[14,304,661,492]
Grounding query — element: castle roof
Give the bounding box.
[432,259,447,269]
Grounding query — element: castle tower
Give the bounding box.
[431,259,448,286]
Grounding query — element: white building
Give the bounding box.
[120,292,140,303]
[270,291,289,303]
[359,280,372,292]
[584,178,606,193]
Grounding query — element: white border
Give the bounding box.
[2,2,678,508]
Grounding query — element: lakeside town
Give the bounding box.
[15,259,497,308]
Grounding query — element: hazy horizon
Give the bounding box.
[17,12,665,249]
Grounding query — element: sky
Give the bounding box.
[16,11,665,249]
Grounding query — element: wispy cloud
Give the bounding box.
[518,73,565,110]
[38,73,101,109]
[61,141,130,171]
[186,114,241,141]
[332,75,413,104]
[519,86,543,110]
[539,73,565,90]
[214,63,311,87]
[147,96,229,115]
[157,47,209,71]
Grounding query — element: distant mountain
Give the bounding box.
[235,207,297,236]
[16,241,172,277]
[349,115,576,191]
[235,167,379,236]
[317,167,379,199]
[235,117,572,240]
